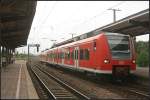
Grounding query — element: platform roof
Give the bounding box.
[95,8,149,36]
[54,9,149,48]
[1,0,37,49]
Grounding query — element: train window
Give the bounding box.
[107,35,131,59]
[65,51,70,60]
[53,53,54,58]
[85,49,89,60]
[74,50,77,60]
[76,50,78,59]
[93,41,96,51]
[50,53,52,58]
[60,52,62,59]
[53,53,55,59]
[49,53,50,58]
[62,52,65,59]
[68,51,70,59]
[58,53,59,59]
[59,53,61,59]
[80,49,84,60]
[59,52,61,59]
[54,53,56,59]
[65,52,67,59]
[51,53,53,58]
[71,51,74,59]
[60,53,61,59]
[52,53,54,58]
[74,50,76,60]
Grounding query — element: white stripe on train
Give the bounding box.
[41,60,135,74]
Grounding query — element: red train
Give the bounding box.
[40,31,136,78]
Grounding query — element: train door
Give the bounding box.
[74,47,79,68]
[61,48,64,65]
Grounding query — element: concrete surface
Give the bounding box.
[1,60,39,99]
[134,66,149,78]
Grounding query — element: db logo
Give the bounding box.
[119,61,124,65]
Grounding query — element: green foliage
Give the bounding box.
[136,41,149,67]
[15,53,28,60]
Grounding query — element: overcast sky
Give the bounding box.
[16,1,149,54]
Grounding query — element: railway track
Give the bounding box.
[111,79,150,99]
[115,83,150,99]
[27,62,49,99]
[86,73,150,99]
[30,63,91,100]
[126,88,149,98]
[39,62,150,99]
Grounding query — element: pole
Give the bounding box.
[108,8,121,22]
[69,33,76,39]
[113,9,116,22]
[0,46,1,69]
[0,32,1,69]
[27,44,40,63]
[28,45,29,62]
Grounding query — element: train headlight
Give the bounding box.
[132,60,136,64]
[104,59,109,64]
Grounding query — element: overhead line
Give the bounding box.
[73,1,126,30]
[40,1,57,26]
[36,1,57,34]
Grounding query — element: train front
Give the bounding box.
[105,33,136,78]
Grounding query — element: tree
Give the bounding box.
[136,41,149,67]
[137,51,149,67]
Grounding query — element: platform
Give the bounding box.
[134,66,149,78]
[133,66,149,86]
[1,60,39,99]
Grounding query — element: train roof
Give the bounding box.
[41,31,131,54]
[49,32,130,51]
[104,32,130,36]
[53,30,131,49]
[52,30,103,48]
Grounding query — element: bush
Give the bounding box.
[137,51,149,67]
[136,41,149,67]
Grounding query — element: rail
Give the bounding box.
[31,63,91,100]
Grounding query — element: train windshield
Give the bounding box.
[106,34,131,59]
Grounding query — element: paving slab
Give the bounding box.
[134,66,149,78]
[1,60,39,99]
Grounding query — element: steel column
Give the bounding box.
[6,48,8,66]
[8,48,10,64]
[10,49,12,63]
[0,46,1,69]
[2,46,6,67]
